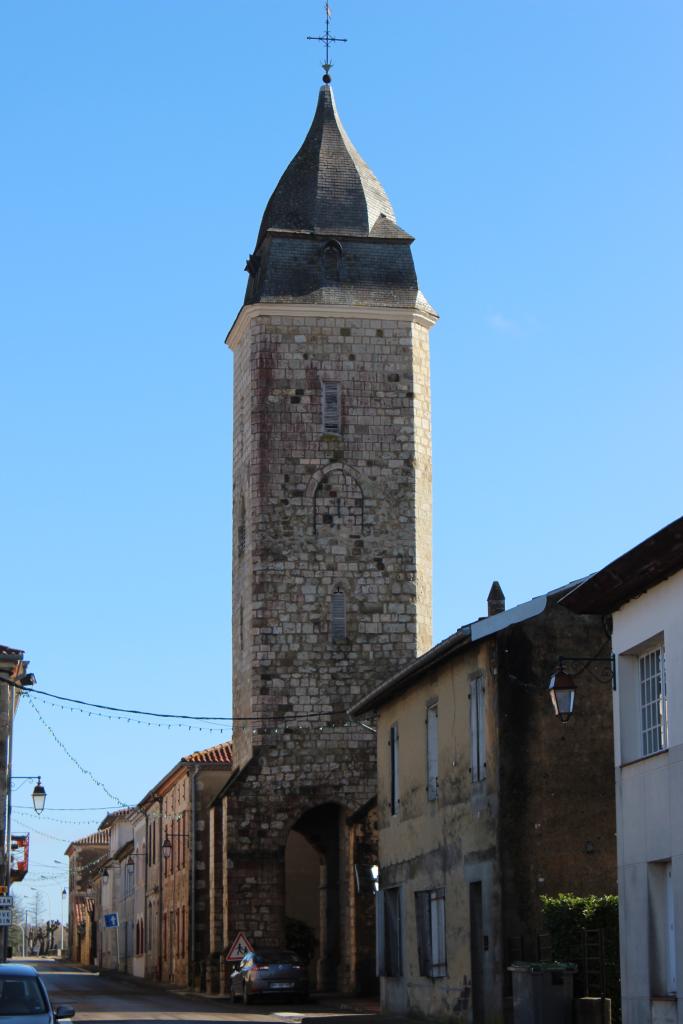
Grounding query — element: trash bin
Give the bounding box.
[508,961,577,1024]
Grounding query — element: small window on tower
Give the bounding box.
[322,382,341,434]
[237,497,246,557]
[330,587,347,641]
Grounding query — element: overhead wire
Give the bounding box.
[10,678,348,724]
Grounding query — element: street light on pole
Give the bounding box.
[61,888,66,956]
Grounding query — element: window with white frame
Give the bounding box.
[376,886,402,977]
[426,701,438,801]
[322,381,341,434]
[389,723,400,815]
[415,889,447,978]
[469,676,486,782]
[640,646,667,756]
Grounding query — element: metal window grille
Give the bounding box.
[390,723,400,815]
[322,381,341,434]
[331,588,346,640]
[426,702,438,801]
[469,676,486,782]
[640,647,667,755]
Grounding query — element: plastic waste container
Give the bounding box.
[508,961,577,1024]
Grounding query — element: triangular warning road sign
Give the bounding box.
[226,930,254,961]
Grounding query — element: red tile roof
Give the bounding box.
[182,741,232,765]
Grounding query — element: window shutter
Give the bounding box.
[469,677,486,782]
[430,890,447,977]
[477,680,486,780]
[331,589,346,640]
[376,890,385,977]
[390,723,400,814]
[426,702,438,801]
[322,382,341,433]
[415,891,431,976]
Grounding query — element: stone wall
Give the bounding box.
[221,306,435,991]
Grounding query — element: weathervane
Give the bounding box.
[307,2,347,82]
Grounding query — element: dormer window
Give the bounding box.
[322,382,341,434]
[321,240,343,282]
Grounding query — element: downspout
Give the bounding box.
[190,765,199,987]
[156,795,163,981]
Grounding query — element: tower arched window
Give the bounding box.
[330,587,347,642]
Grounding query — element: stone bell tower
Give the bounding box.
[213,80,437,993]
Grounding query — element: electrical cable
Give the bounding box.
[10,678,348,724]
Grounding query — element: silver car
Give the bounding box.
[0,964,75,1022]
[229,949,309,1003]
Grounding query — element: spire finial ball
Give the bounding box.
[322,73,332,83]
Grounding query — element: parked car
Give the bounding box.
[0,963,75,1021]
[229,949,309,1003]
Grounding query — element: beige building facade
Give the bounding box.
[351,584,617,1023]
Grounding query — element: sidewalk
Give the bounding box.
[68,961,413,1024]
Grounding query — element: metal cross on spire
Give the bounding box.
[307,2,347,83]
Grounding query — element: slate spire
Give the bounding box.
[243,86,434,315]
[256,84,396,243]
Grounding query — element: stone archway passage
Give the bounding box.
[286,803,344,991]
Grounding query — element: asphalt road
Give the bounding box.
[23,959,370,1024]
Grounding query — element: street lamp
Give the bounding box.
[548,655,616,723]
[13,776,47,814]
[162,832,190,860]
[102,869,109,884]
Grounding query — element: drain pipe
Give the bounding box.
[190,765,199,987]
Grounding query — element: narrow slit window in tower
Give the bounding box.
[322,382,341,434]
[331,587,346,641]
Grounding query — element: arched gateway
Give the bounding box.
[208,78,436,994]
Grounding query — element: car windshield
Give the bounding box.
[0,977,49,1016]
[254,949,302,965]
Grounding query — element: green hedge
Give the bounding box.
[541,893,620,1018]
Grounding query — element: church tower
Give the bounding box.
[215,79,436,993]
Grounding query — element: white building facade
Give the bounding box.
[565,517,683,1024]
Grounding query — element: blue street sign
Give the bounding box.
[103,913,119,929]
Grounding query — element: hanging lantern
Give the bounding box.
[548,668,576,723]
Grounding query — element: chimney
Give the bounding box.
[487,581,505,617]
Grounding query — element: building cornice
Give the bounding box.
[225,302,439,350]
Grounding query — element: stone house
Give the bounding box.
[563,516,683,1024]
[350,582,617,1023]
[137,741,232,987]
[209,73,436,995]
[65,829,110,965]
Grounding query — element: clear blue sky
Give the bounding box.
[2,1,681,917]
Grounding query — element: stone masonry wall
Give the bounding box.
[231,311,433,766]
[223,308,434,990]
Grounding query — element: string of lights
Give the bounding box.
[21,814,101,827]
[10,678,350,724]
[14,805,119,812]
[33,696,228,734]
[13,818,72,844]
[26,696,129,807]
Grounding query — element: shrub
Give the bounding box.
[541,893,620,1018]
